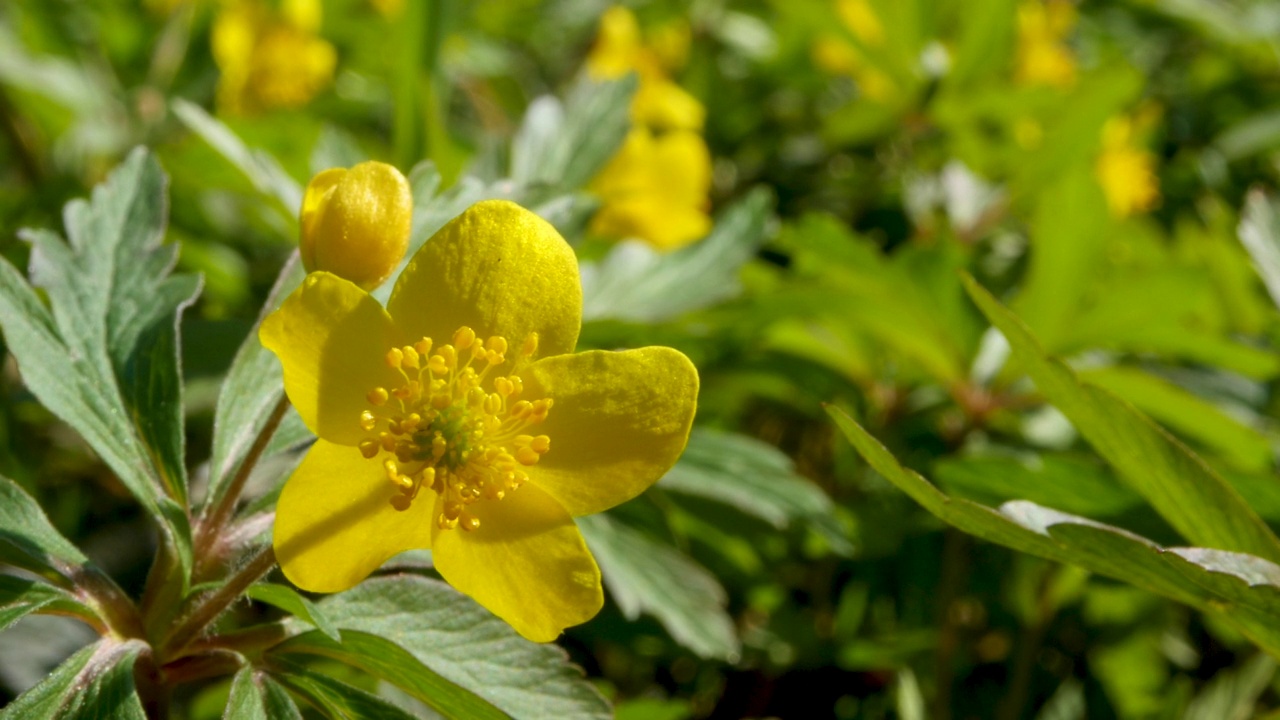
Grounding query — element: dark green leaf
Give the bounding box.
[0,639,147,719]
[965,276,1280,562]
[271,630,506,720]
[0,576,97,633]
[270,661,420,720]
[579,514,740,661]
[314,575,609,720]
[227,666,304,720]
[0,474,87,580]
[247,583,340,641]
[933,453,1141,518]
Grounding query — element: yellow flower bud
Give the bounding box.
[299,161,412,289]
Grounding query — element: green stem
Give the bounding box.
[160,545,278,660]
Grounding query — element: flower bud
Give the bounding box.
[299,161,412,289]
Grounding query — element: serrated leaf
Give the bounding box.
[0,576,97,633]
[271,630,506,720]
[312,575,609,720]
[247,583,339,641]
[581,189,771,323]
[579,514,740,661]
[270,660,421,720]
[827,405,1280,655]
[0,474,87,580]
[228,666,303,720]
[964,276,1280,562]
[0,639,147,719]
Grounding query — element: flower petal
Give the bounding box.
[386,200,582,359]
[431,483,602,642]
[260,272,404,445]
[519,347,698,516]
[275,439,435,593]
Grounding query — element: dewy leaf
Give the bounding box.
[271,630,506,720]
[227,667,303,720]
[312,575,610,720]
[246,583,340,641]
[826,405,1280,655]
[0,474,88,581]
[0,576,97,633]
[0,639,148,720]
[4,149,196,539]
[579,513,741,661]
[270,660,421,720]
[963,276,1280,562]
[581,188,771,322]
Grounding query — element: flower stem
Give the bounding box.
[193,395,289,576]
[160,545,277,660]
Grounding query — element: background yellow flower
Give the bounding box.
[212,0,336,114]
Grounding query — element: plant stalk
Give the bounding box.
[160,545,277,660]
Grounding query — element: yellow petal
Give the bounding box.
[260,272,404,445]
[301,162,412,289]
[275,439,435,593]
[387,200,581,359]
[299,167,346,271]
[519,348,698,516]
[431,483,602,642]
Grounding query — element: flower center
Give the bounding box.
[357,327,552,532]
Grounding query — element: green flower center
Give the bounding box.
[357,327,552,532]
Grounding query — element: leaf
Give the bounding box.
[581,189,771,322]
[1183,653,1275,720]
[228,666,303,720]
[659,429,852,554]
[933,453,1141,519]
[0,474,88,580]
[311,575,610,720]
[579,514,740,661]
[171,99,301,223]
[269,661,421,720]
[247,583,340,641]
[0,639,148,719]
[826,404,1280,655]
[511,75,638,193]
[0,576,97,633]
[964,276,1280,562]
[1238,188,1280,310]
[271,630,506,720]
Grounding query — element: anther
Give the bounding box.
[385,347,404,368]
[367,387,389,406]
[532,435,551,454]
[461,514,481,532]
[360,410,377,431]
[487,336,508,356]
[517,446,539,466]
[414,337,433,356]
[401,345,420,369]
[521,333,538,357]
[358,440,380,458]
[454,327,476,349]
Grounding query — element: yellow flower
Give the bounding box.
[261,200,700,641]
[1015,0,1078,88]
[811,1,895,102]
[589,127,713,251]
[300,161,412,290]
[586,6,704,132]
[1095,116,1160,218]
[212,0,336,114]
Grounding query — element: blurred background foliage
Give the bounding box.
[6,0,1280,718]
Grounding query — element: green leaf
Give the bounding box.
[1183,653,1275,720]
[579,513,740,661]
[228,666,305,720]
[312,575,610,720]
[270,661,421,720]
[511,75,637,193]
[0,576,97,633]
[660,429,852,555]
[964,276,1280,562]
[1238,189,1280,310]
[247,583,340,641]
[933,453,1141,519]
[271,630,506,720]
[171,99,301,224]
[0,474,87,580]
[581,189,771,323]
[0,639,148,719]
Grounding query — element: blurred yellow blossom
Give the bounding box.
[300,162,412,289]
[812,0,896,102]
[1015,0,1078,88]
[262,200,699,641]
[586,6,704,132]
[369,0,403,18]
[590,127,713,251]
[212,0,336,114]
[1096,115,1160,217]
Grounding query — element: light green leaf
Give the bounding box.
[1238,188,1280,310]
[228,666,303,720]
[1183,653,1274,720]
[0,474,87,580]
[271,630,506,720]
[511,75,637,193]
[0,639,147,719]
[579,513,740,661]
[0,576,97,633]
[247,583,339,641]
[660,429,852,555]
[581,189,771,322]
[270,660,421,720]
[964,276,1280,562]
[314,575,610,720]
